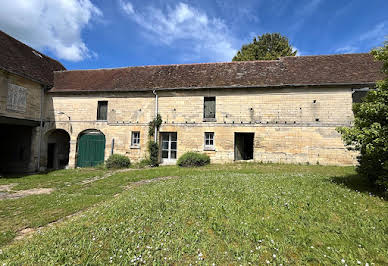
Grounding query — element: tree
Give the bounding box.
[337,41,388,194]
[232,33,297,61]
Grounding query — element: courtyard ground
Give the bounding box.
[0,164,386,264]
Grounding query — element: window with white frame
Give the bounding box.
[131,131,140,147]
[204,132,214,149]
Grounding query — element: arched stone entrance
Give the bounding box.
[76,129,106,167]
[46,129,70,169]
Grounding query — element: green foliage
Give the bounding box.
[371,40,388,75]
[95,162,106,170]
[337,42,388,193]
[148,141,159,166]
[149,114,162,137]
[105,154,131,169]
[232,33,297,61]
[177,152,210,167]
[137,158,152,168]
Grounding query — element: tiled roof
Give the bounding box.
[0,30,66,86]
[51,53,384,93]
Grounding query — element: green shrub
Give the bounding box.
[138,158,152,168]
[148,141,159,166]
[105,154,131,169]
[177,152,210,167]
[337,42,388,195]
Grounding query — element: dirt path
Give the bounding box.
[13,175,179,242]
[0,168,140,200]
[0,183,54,200]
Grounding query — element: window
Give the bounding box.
[97,101,108,120]
[204,132,214,150]
[131,131,140,147]
[204,97,216,121]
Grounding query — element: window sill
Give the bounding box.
[204,146,216,151]
[130,146,140,149]
[203,118,216,122]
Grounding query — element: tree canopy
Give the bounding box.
[232,33,297,61]
[337,41,388,194]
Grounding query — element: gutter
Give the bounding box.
[47,82,378,94]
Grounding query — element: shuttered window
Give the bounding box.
[97,101,108,120]
[204,97,216,120]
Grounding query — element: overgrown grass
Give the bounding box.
[0,167,188,246]
[0,163,386,264]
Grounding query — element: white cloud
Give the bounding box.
[0,0,101,62]
[292,46,302,56]
[334,21,388,54]
[120,1,237,62]
[335,46,358,54]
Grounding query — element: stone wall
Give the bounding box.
[0,70,43,172]
[44,86,357,168]
[0,70,43,121]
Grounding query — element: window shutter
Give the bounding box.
[204,97,215,119]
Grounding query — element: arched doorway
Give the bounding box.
[77,130,106,167]
[46,129,70,169]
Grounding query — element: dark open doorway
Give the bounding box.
[234,133,254,161]
[0,124,33,173]
[46,129,70,169]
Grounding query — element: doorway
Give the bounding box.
[234,133,254,160]
[160,132,177,164]
[77,130,105,167]
[46,129,70,169]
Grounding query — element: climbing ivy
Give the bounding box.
[147,114,162,166]
[148,114,162,137]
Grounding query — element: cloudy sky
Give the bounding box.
[0,0,387,70]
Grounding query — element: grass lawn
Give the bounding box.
[0,164,387,264]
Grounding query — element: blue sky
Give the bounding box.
[0,0,387,70]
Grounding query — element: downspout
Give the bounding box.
[152,90,158,142]
[37,85,45,171]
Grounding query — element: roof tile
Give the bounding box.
[52,53,384,92]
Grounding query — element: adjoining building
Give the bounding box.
[0,30,384,171]
[46,53,383,168]
[0,30,65,173]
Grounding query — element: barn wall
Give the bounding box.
[45,87,357,168]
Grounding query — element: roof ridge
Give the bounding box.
[56,53,372,73]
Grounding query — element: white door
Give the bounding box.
[161,132,177,164]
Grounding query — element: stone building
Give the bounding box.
[0,31,65,173]
[0,30,384,171]
[45,53,383,168]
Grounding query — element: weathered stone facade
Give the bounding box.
[0,70,43,121]
[0,70,44,172]
[44,86,358,168]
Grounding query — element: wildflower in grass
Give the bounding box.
[357,261,361,264]
[266,260,270,264]
[273,254,276,258]
[341,259,346,264]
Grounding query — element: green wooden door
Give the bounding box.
[77,133,106,167]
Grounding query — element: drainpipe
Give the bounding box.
[152,90,158,142]
[37,85,45,171]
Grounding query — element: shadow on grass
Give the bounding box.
[0,169,58,179]
[331,174,387,200]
